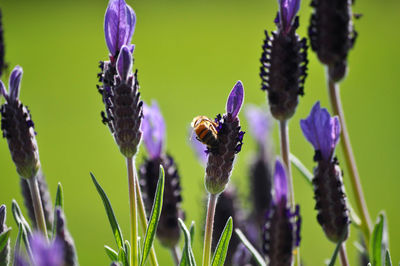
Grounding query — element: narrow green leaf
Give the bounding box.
[0,228,11,252]
[118,248,128,266]
[290,153,313,184]
[124,240,131,266]
[370,213,387,266]
[327,228,348,266]
[14,223,23,255]
[140,165,165,266]
[385,250,392,266]
[178,218,196,266]
[90,173,124,250]
[189,221,195,247]
[211,217,233,266]
[235,229,266,266]
[105,245,119,261]
[52,182,64,237]
[11,200,31,236]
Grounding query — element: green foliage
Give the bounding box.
[179,218,196,266]
[140,166,165,266]
[11,200,32,256]
[0,227,11,253]
[370,213,389,266]
[327,228,348,266]
[385,250,392,266]
[52,182,64,237]
[105,245,119,261]
[235,229,266,266]
[211,217,233,266]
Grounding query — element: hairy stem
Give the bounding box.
[171,246,180,266]
[135,175,159,266]
[27,177,48,237]
[202,193,218,266]
[127,157,138,266]
[327,68,372,245]
[339,243,349,266]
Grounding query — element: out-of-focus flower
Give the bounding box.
[141,101,165,160]
[263,160,301,266]
[189,130,208,166]
[54,208,78,266]
[245,104,272,149]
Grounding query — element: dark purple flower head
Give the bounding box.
[0,66,23,102]
[273,160,287,205]
[104,0,136,58]
[30,233,64,266]
[275,0,301,34]
[116,45,132,82]
[245,105,272,146]
[300,101,340,162]
[226,81,244,119]
[142,101,165,160]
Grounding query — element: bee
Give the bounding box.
[191,115,219,148]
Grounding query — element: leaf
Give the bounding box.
[118,248,128,266]
[385,250,392,266]
[11,200,31,236]
[105,245,119,261]
[235,229,266,266]
[179,218,196,266]
[189,221,195,247]
[211,217,233,266]
[140,166,165,266]
[90,173,124,250]
[124,240,130,266]
[52,182,64,237]
[0,228,11,252]
[370,213,388,266]
[327,228,348,266]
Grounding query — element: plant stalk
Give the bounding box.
[135,175,159,266]
[339,243,349,266]
[202,193,218,266]
[127,157,138,266]
[27,176,48,237]
[327,68,372,245]
[171,246,180,266]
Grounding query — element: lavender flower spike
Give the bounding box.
[276,0,301,34]
[300,101,340,162]
[142,101,165,160]
[30,233,64,266]
[245,105,272,147]
[104,0,136,57]
[226,80,244,119]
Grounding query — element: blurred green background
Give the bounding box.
[1,0,399,265]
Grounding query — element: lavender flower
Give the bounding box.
[260,0,308,121]
[54,208,78,266]
[245,105,272,149]
[300,102,349,242]
[139,102,184,248]
[0,205,10,265]
[308,0,357,81]
[263,160,301,266]
[204,81,245,195]
[0,66,40,179]
[104,0,136,60]
[189,131,208,166]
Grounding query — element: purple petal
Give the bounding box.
[30,233,64,266]
[116,45,132,81]
[226,81,244,118]
[0,80,8,101]
[104,0,136,56]
[300,102,341,161]
[141,101,165,159]
[278,0,300,33]
[274,159,287,204]
[245,104,272,145]
[189,128,208,166]
[9,65,23,100]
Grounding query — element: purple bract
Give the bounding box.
[245,104,272,146]
[104,0,136,57]
[116,45,133,82]
[275,0,301,34]
[142,101,166,160]
[273,160,287,204]
[0,66,23,102]
[300,101,340,161]
[26,233,64,266]
[226,81,244,119]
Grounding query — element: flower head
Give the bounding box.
[226,81,244,119]
[104,0,136,57]
[142,101,165,160]
[276,0,301,34]
[300,102,340,161]
[30,233,64,266]
[245,105,272,147]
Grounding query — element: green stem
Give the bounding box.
[202,193,218,266]
[127,157,138,266]
[27,176,48,237]
[327,68,372,246]
[135,175,159,266]
[339,243,349,266]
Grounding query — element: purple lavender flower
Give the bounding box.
[54,208,78,266]
[300,101,340,162]
[245,105,272,148]
[300,102,349,243]
[104,0,136,59]
[205,81,245,194]
[189,131,208,166]
[263,160,300,266]
[0,66,40,179]
[275,0,301,35]
[25,233,64,266]
[141,101,166,160]
[260,0,308,121]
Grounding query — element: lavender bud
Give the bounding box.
[0,66,40,179]
[260,1,308,121]
[139,154,184,248]
[20,170,53,230]
[55,208,78,266]
[205,81,245,195]
[0,9,4,77]
[308,0,357,81]
[300,102,350,243]
[263,160,301,266]
[212,186,243,265]
[0,205,10,266]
